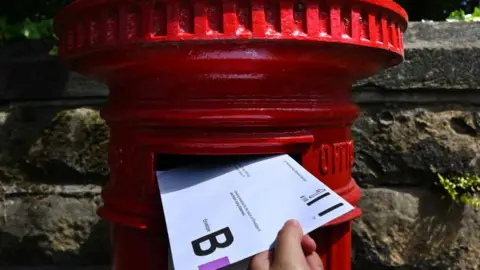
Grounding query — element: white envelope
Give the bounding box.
[157,154,354,270]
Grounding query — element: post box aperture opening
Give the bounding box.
[155,153,303,172]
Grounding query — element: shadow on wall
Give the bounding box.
[0,41,109,185]
[77,220,112,266]
[0,39,111,267]
[0,101,109,185]
[402,192,464,267]
[0,40,73,184]
[0,39,69,101]
[352,188,468,270]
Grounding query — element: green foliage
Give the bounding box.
[395,0,479,21]
[0,17,54,41]
[438,174,480,208]
[0,0,66,54]
[49,44,58,56]
[0,1,75,24]
[473,6,480,17]
[447,7,480,21]
[448,9,466,20]
[0,17,57,55]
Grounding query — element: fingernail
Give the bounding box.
[286,219,299,226]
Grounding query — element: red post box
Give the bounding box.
[55,0,407,269]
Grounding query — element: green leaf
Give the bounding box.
[437,174,480,208]
[49,45,58,56]
[448,9,466,20]
[22,19,39,39]
[472,7,480,18]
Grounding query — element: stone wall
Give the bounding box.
[0,22,479,269]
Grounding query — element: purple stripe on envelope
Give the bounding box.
[198,257,230,270]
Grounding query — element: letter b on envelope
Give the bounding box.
[192,227,234,256]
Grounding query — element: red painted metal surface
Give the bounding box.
[55,0,407,269]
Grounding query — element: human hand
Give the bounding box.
[248,219,324,270]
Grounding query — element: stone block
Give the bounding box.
[357,22,480,90]
[0,185,109,266]
[352,106,480,187]
[0,106,108,185]
[353,188,480,270]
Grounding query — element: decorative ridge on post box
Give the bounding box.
[55,0,407,55]
[54,1,408,270]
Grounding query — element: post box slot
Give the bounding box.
[155,154,302,171]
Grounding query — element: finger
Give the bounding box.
[306,251,324,270]
[301,234,317,254]
[274,219,306,265]
[249,250,272,270]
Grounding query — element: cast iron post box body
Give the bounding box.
[55,0,407,269]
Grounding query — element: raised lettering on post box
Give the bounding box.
[319,140,354,179]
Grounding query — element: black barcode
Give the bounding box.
[306,192,331,206]
[318,203,344,217]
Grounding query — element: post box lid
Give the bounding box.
[54,0,408,83]
[55,0,407,57]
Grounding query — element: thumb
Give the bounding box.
[273,219,307,267]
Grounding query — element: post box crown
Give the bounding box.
[55,0,408,59]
